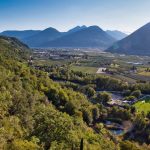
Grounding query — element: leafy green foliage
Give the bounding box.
[0,36,118,149]
[0,36,149,150]
[96,92,111,104]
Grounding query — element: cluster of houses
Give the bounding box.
[33,49,86,60]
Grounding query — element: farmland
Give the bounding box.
[134,96,150,114]
[32,49,150,83]
[29,48,150,148]
[70,65,98,74]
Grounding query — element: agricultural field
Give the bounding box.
[138,67,150,77]
[134,97,150,114]
[33,59,72,66]
[32,49,150,83]
[70,65,98,74]
[139,72,150,76]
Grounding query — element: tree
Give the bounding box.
[130,106,136,114]
[92,107,100,122]
[80,138,84,150]
[147,111,150,119]
[131,90,141,98]
[80,85,95,97]
[123,90,131,96]
[96,92,111,105]
[33,104,74,149]
[134,115,147,130]
[9,139,40,150]
[64,101,76,115]
[85,86,96,98]
[120,141,141,150]
[82,109,93,125]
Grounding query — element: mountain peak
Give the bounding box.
[86,26,104,33]
[43,27,60,32]
[40,25,116,49]
[22,27,62,47]
[88,25,102,29]
[68,25,87,33]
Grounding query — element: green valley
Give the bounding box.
[0,36,150,150]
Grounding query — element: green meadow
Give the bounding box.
[134,97,150,114]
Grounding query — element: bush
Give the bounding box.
[131,90,141,98]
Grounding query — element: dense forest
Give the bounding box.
[0,36,150,150]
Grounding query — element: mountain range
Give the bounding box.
[106,22,150,56]
[23,27,63,47]
[106,30,127,40]
[40,26,116,49]
[0,30,40,40]
[0,26,126,49]
[2,23,150,56]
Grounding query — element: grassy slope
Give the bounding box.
[134,97,150,114]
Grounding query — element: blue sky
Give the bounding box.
[0,0,150,33]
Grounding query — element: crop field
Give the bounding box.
[70,65,98,74]
[139,71,150,76]
[32,50,150,83]
[33,59,71,66]
[134,97,150,114]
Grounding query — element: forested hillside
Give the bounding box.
[0,36,149,150]
[0,36,115,149]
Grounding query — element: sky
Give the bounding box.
[0,0,150,33]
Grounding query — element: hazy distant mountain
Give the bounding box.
[0,26,118,49]
[67,25,87,33]
[40,26,116,49]
[23,27,63,47]
[106,30,127,40]
[106,23,150,56]
[0,30,41,40]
